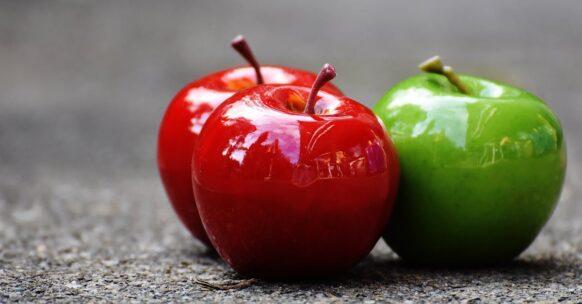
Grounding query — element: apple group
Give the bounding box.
[158,36,566,278]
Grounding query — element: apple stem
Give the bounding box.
[304,63,336,114]
[231,35,264,84]
[419,56,471,95]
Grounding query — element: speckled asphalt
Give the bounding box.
[0,171,580,302]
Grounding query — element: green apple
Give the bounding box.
[373,56,566,266]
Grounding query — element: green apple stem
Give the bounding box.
[419,56,471,95]
[305,63,336,114]
[231,35,264,84]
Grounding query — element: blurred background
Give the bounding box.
[0,1,580,298]
[2,1,581,182]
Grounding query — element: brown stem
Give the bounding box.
[304,63,336,114]
[419,56,471,95]
[231,35,264,84]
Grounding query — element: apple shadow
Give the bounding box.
[177,241,577,291]
[178,242,220,260]
[327,254,578,287]
[225,255,579,290]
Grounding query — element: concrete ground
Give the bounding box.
[0,1,581,302]
[0,172,580,302]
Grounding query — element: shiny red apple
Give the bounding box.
[157,36,342,247]
[192,64,399,278]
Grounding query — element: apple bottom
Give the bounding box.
[384,153,565,266]
[159,168,212,247]
[194,175,393,279]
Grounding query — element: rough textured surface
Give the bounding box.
[0,174,580,303]
[1,1,581,302]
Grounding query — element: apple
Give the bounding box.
[373,56,566,266]
[192,64,399,278]
[157,36,342,247]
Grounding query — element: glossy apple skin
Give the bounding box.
[373,73,566,266]
[158,66,343,247]
[192,85,399,278]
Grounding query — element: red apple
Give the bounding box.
[192,64,399,278]
[157,36,342,247]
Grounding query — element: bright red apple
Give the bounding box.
[192,64,399,278]
[157,36,342,247]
